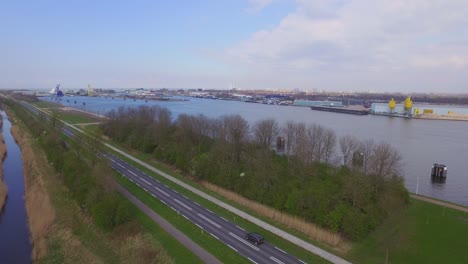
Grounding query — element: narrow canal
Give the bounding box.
[0,111,32,263]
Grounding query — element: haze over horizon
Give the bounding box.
[2,0,468,93]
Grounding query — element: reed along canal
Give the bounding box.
[44,96,468,206]
[0,111,32,263]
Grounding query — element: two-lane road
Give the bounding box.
[106,152,307,264]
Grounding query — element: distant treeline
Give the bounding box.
[102,106,409,240]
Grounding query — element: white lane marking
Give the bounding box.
[228,232,259,251]
[227,244,238,252]
[151,194,156,198]
[127,170,137,176]
[155,187,170,197]
[182,215,189,220]
[220,216,228,222]
[170,207,177,212]
[161,201,167,205]
[182,194,188,199]
[174,199,192,211]
[206,209,213,213]
[141,178,153,186]
[275,246,287,254]
[129,178,134,182]
[173,190,178,194]
[248,257,258,264]
[143,188,148,192]
[210,233,219,240]
[298,260,307,264]
[194,202,200,206]
[198,214,221,228]
[117,163,125,168]
[136,183,141,187]
[236,225,245,231]
[195,223,203,229]
[270,256,285,264]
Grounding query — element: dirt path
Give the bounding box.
[116,185,222,264]
[411,194,468,213]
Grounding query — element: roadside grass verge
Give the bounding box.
[31,100,62,108]
[117,175,248,264]
[349,199,468,264]
[131,205,204,264]
[107,141,332,264]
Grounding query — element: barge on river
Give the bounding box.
[310,105,369,115]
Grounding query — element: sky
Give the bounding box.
[1,0,468,93]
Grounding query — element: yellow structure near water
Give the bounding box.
[388,98,396,112]
[404,96,413,111]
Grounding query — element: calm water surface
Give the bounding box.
[0,111,32,263]
[44,96,468,206]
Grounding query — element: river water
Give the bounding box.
[43,96,468,206]
[0,112,32,263]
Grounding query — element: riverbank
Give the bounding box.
[0,116,7,212]
[9,120,55,260]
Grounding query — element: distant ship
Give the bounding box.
[49,84,64,96]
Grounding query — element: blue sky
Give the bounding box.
[1,0,468,92]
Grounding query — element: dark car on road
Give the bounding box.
[246,232,264,245]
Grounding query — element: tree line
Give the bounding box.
[102,105,409,240]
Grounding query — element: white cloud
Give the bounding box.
[226,0,468,91]
[246,0,274,13]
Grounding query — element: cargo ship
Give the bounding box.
[310,105,369,115]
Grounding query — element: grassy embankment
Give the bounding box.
[0,116,7,212]
[6,106,201,264]
[350,199,468,264]
[38,102,468,264]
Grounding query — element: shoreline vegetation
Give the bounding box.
[2,100,176,263]
[0,115,7,212]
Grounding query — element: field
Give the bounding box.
[349,199,468,264]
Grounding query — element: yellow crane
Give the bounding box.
[88,84,93,97]
[404,96,413,111]
[388,98,396,112]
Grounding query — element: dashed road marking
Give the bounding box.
[155,187,170,197]
[227,244,238,252]
[198,214,221,228]
[174,199,192,211]
[275,246,287,254]
[141,178,153,186]
[248,257,258,264]
[270,256,285,264]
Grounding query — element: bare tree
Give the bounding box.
[281,121,297,156]
[218,115,249,162]
[253,119,279,149]
[305,124,325,163]
[293,122,307,162]
[321,128,336,163]
[369,142,402,178]
[358,139,375,174]
[339,135,360,166]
